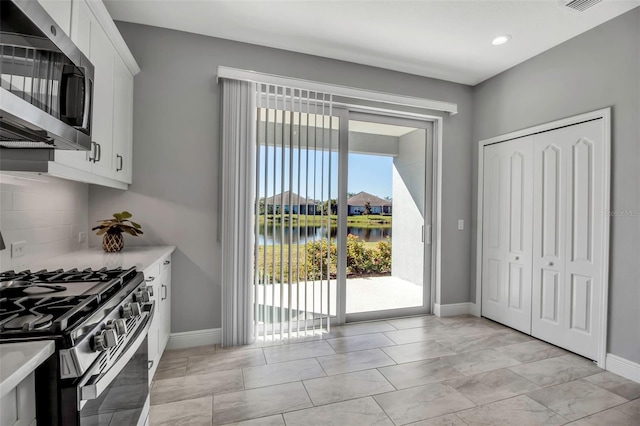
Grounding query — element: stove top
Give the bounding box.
[0,267,139,335]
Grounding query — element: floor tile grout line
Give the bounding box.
[524,379,630,422]
[453,411,471,425]
[369,394,400,426]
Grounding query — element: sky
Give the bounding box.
[258,147,393,200]
[348,153,392,198]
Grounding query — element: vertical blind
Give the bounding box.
[221,79,257,346]
[254,84,337,341]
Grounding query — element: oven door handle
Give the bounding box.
[79,302,155,406]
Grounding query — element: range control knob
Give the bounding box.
[122,302,141,319]
[93,329,118,352]
[135,288,151,303]
[107,318,128,336]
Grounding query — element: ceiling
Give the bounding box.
[103,0,640,85]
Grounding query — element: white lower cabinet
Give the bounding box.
[0,372,36,426]
[144,254,172,383]
[159,256,172,353]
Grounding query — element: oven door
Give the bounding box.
[70,306,153,426]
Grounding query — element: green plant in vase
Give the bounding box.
[92,211,143,252]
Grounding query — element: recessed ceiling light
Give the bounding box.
[492,35,511,46]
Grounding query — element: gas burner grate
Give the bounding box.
[0,266,139,335]
[0,267,131,284]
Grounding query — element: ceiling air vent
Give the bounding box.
[565,0,603,12]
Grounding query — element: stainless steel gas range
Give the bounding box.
[0,267,154,425]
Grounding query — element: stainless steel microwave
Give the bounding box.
[0,0,94,170]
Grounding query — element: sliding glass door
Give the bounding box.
[341,112,434,322]
[253,91,434,338]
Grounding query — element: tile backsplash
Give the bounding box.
[0,173,88,271]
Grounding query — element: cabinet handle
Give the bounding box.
[95,143,102,162]
[161,284,167,301]
[145,276,155,282]
[148,360,154,370]
[116,154,123,172]
[90,142,97,162]
[163,260,171,265]
[549,262,554,266]
[515,256,519,261]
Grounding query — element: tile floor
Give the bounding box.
[149,315,640,425]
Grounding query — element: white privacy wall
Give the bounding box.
[391,129,426,285]
[0,173,88,271]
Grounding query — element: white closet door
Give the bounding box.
[482,137,534,333]
[531,130,566,346]
[532,119,605,360]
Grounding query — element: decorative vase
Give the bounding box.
[103,233,124,253]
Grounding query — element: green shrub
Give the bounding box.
[305,234,391,279]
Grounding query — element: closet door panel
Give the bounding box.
[482,146,506,319]
[532,135,566,345]
[482,137,533,334]
[563,120,603,360]
[532,119,604,360]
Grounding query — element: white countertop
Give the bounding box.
[0,341,55,397]
[26,246,176,273]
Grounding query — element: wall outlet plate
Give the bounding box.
[458,219,464,231]
[11,241,26,258]
[78,232,87,243]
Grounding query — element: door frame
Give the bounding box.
[334,108,442,324]
[474,107,611,367]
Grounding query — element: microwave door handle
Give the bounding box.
[81,68,91,130]
[78,303,154,409]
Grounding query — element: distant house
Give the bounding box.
[347,192,392,215]
[262,191,318,215]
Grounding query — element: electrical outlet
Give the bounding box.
[11,241,26,258]
[78,232,87,243]
[458,219,464,231]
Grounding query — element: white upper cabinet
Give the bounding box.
[70,0,92,57]
[88,20,116,179]
[113,55,134,183]
[50,0,139,189]
[38,0,72,36]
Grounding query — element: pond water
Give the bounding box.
[258,225,391,245]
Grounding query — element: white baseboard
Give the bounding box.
[166,328,222,350]
[606,353,640,383]
[434,302,475,317]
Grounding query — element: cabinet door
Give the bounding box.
[70,0,92,58]
[144,262,161,382]
[481,136,534,334]
[160,256,172,353]
[89,22,115,179]
[113,55,134,183]
[38,0,72,36]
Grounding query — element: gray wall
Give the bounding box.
[472,9,640,363]
[89,22,474,332]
